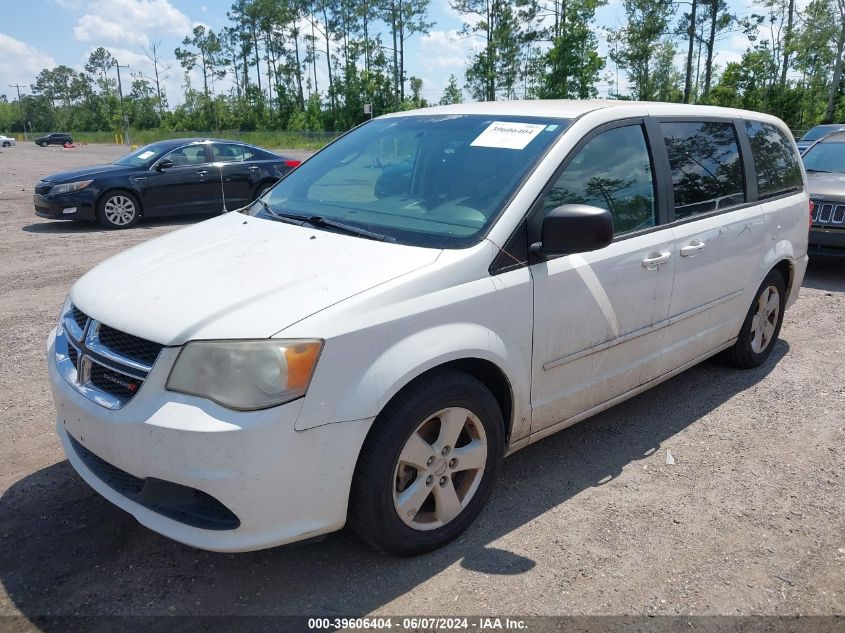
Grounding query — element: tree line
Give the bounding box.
[1,0,844,136]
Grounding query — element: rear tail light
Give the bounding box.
[284,160,302,168]
[809,200,814,228]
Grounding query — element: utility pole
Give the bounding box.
[113,62,131,146]
[9,83,27,140]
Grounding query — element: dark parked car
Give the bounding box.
[803,130,845,256]
[796,124,845,153]
[35,133,73,147]
[33,138,301,229]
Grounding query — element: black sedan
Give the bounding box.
[33,138,301,229]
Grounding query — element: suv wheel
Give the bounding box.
[725,269,786,368]
[350,370,504,556]
[97,192,140,229]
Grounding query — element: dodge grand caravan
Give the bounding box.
[48,101,809,555]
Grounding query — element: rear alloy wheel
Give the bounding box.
[725,269,786,368]
[350,370,504,556]
[97,192,140,229]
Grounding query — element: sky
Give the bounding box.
[0,0,763,109]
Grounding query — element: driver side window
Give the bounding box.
[544,125,657,235]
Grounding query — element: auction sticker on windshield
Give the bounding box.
[471,121,547,150]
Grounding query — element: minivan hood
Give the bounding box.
[71,213,441,345]
[807,171,845,200]
[42,163,135,183]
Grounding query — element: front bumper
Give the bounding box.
[48,328,372,552]
[809,226,845,256]
[34,190,96,221]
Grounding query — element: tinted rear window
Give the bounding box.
[801,125,841,141]
[661,121,744,219]
[745,121,803,199]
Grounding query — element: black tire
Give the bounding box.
[724,269,786,369]
[349,370,505,556]
[36,141,45,147]
[2,142,10,148]
[96,190,141,229]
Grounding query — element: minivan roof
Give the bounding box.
[384,99,784,124]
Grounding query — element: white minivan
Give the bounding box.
[48,101,809,555]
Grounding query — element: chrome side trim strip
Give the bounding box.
[522,337,739,451]
[542,289,744,371]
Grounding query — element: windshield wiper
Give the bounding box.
[806,168,833,173]
[256,203,396,243]
[253,198,310,226]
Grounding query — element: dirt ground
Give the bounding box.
[0,141,843,629]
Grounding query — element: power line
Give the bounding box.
[8,83,27,140]
[112,62,131,146]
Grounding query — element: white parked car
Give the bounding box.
[48,101,809,555]
[0,134,16,147]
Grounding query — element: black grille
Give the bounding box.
[71,435,145,495]
[71,306,88,330]
[90,363,141,399]
[69,435,240,530]
[67,345,79,367]
[812,200,845,225]
[98,324,164,366]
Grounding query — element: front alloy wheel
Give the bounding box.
[97,192,139,229]
[350,370,504,555]
[394,407,488,530]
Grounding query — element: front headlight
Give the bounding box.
[49,180,93,195]
[56,294,71,334]
[166,339,323,410]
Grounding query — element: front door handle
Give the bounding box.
[196,170,209,176]
[641,251,671,269]
[680,240,706,257]
[248,166,259,171]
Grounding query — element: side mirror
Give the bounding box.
[155,159,174,171]
[530,204,614,258]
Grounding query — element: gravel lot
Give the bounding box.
[0,141,843,629]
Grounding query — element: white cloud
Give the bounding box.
[414,29,480,97]
[75,14,150,46]
[0,33,56,85]
[73,0,192,47]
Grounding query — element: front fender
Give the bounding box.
[294,323,527,435]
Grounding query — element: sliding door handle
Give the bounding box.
[680,240,706,257]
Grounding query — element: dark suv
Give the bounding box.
[803,130,845,256]
[35,133,73,147]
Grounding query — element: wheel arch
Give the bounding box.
[761,238,798,302]
[379,358,515,444]
[772,258,795,298]
[294,323,528,445]
[254,178,277,199]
